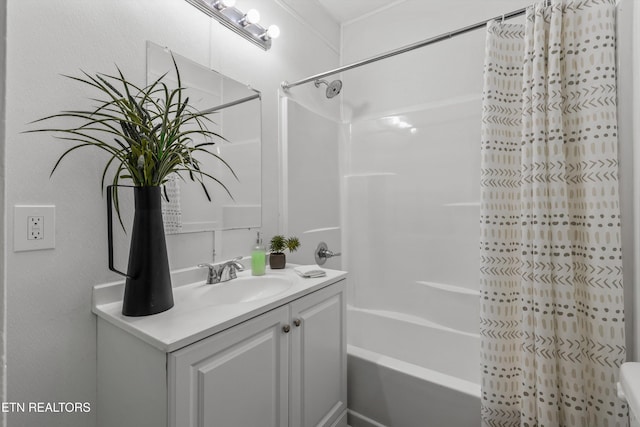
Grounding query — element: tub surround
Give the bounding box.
[94,264,348,427]
[347,306,480,427]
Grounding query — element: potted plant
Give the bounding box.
[269,235,300,269]
[26,57,235,316]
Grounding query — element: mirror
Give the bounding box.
[146,41,261,233]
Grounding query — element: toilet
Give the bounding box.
[619,363,640,427]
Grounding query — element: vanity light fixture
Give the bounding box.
[210,0,235,10]
[186,0,279,50]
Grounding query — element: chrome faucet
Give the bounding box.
[198,257,245,284]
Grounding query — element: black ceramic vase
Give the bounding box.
[108,186,174,316]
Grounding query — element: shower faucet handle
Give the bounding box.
[315,241,341,266]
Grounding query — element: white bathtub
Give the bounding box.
[347,306,481,427]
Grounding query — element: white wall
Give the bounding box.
[276,1,343,270]
[4,1,339,426]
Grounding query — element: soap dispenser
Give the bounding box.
[251,232,266,276]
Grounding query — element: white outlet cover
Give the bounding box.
[14,205,56,252]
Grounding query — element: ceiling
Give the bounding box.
[314,0,396,23]
[314,0,533,24]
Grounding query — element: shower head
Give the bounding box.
[314,79,342,98]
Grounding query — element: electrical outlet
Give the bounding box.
[28,216,44,240]
[14,205,55,252]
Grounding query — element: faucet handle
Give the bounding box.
[197,262,216,271]
[230,256,245,271]
[315,242,341,266]
[198,263,220,284]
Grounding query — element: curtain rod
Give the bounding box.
[200,93,261,115]
[281,6,530,91]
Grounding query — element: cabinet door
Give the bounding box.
[169,306,289,427]
[290,280,347,427]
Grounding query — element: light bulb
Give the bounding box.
[242,9,260,25]
[261,24,281,40]
[266,25,280,39]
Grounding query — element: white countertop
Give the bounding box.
[92,265,347,353]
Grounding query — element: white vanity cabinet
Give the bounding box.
[289,283,347,427]
[96,275,346,427]
[169,305,290,426]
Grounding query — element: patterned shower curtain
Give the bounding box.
[479,1,625,426]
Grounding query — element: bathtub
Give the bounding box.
[347,306,481,427]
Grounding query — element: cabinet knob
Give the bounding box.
[293,318,302,327]
[282,324,291,333]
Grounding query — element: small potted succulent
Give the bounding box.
[269,235,300,269]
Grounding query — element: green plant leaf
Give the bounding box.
[270,235,286,253]
[286,237,300,253]
[25,56,237,216]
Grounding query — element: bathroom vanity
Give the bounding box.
[93,266,347,427]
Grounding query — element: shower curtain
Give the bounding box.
[479,1,625,426]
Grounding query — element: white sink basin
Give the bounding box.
[181,275,295,306]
